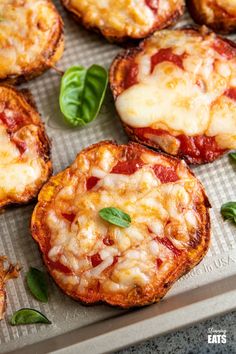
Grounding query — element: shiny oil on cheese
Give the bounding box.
[115,30,236,149]
[45,145,201,295]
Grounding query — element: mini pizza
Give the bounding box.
[0,85,52,209]
[0,256,20,320]
[110,27,236,164]
[0,0,64,84]
[61,0,184,42]
[31,141,210,308]
[187,0,236,34]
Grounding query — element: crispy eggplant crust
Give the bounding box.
[187,0,236,34]
[110,27,236,164]
[0,0,64,84]
[0,85,52,210]
[61,0,184,42]
[0,256,20,321]
[31,141,210,308]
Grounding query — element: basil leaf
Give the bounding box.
[99,207,131,228]
[26,267,48,303]
[10,308,51,325]
[59,64,108,127]
[221,202,236,224]
[229,152,236,162]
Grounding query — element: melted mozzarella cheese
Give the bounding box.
[66,0,182,37]
[46,146,201,293]
[0,122,44,201]
[0,0,61,78]
[116,30,236,149]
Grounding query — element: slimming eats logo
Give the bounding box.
[208,328,227,344]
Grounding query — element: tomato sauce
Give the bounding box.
[0,112,17,130]
[90,253,103,267]
[112,256,119,266]
[11,136,27,154]
[103,237,114,246]
[156,236,182,257]
[111,159,144,175]
[46,258,72,274]
[151,48,185,73]
[225,87,236,101]
[153,164,179,183]
[156,258,163,268]
[61,213,76,222]
[86,176,100,190]
[145,0,158,12]
[212,38,236,60]
[133,127,225,163]
[124,62,139,90]
[177,134,225,162]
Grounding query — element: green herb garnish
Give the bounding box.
[229,152,236,162]
[10,308,51,325]
[59,64,108,127]
[221,202,236,224]
[99,207,131,228]
[26,267,48,303]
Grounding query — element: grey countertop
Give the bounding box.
[117,311,236,354]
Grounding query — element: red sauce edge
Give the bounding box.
[156,258,163,268]
[0,112,17,130]
[212,38,236,60]
[145,0,158,12]
[86,176,100,190]
[46,258,72,274]
[103,237,114,246]
[151,48,185,73]
[124,62,139,90]
[178,134,225,161]
[153,164,179,183]
[156,236,182,257]
[225,87,236,101]
[134,127,225,162]
[11,137,27,154]
[91,253,103,268]
[61,213,76,222]
[111,159,144,175]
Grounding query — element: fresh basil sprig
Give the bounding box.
[221,202,236,224]
[99,207,131,228]
[59,64,108,127]
[10,308,51,325]
[26,267,48,303]
[229,152,236,162]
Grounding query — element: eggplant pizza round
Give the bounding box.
[187,0,236,34]
[61,0,184,42]
[0,85,51,210]
[31,141,210,308]
[0,0,64,84]
[110,27,236,164]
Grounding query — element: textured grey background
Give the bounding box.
[118,311,236,354]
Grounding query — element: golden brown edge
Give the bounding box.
[0,0,64,85]
[0,85,52,210]
[31,140,211,308]
[61,0,185,43]
[187,0,236,34]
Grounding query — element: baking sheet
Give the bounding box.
[1,2,236,353]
